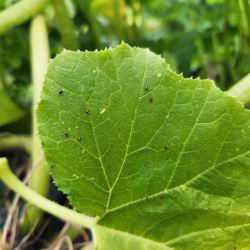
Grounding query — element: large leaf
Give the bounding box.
[37,43,250,249]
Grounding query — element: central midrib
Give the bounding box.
[105,49,149,211]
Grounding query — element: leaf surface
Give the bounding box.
[37,43,250,249]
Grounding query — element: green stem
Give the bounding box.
[132,0,142,34]
[91,20,103,50]
[196,39,206,78]
[51,0,79,51]
[80,242,95,250]
[241,0,250,36]
[224,0,237,85]
[72,0,102,49]
[112,0,126,43]
[188,0,206,78]
[23,15,50,231]
[0,158,96,229]
[211,32,225,88]
[0,54,8,92]
[51,224,82,247]
[0,0,49,35]
[0,135,31,152]
[237,1,246,78]
[238,0,250,79]
[226,73,250,104]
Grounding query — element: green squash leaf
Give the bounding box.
[37,43,250,249]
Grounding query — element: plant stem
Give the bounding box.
[80,242,95,250]
[211,31,225,88]
[0,135,31,152]
[226,73,250,104]
[0,54,8,92]
[0,0,49,35]
[131,0,142,33]
[188,0,206,78]
[0,158,96,229]
[196,39,206,78]
[223,0,237,85]
[23,15,50,231]
[112,0,126,43]
[72,0,102,49]
[236,0,246,78]
[241,0,250,36]
[51,0,79,51]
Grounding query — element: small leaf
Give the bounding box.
[37,43,250,249]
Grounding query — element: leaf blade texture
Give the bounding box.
[37,43,250,249]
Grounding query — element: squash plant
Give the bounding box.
[1,43,250,249]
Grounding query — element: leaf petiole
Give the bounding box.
[227,73,250,104]
[0,158,96,230]
[0,0,49,35]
